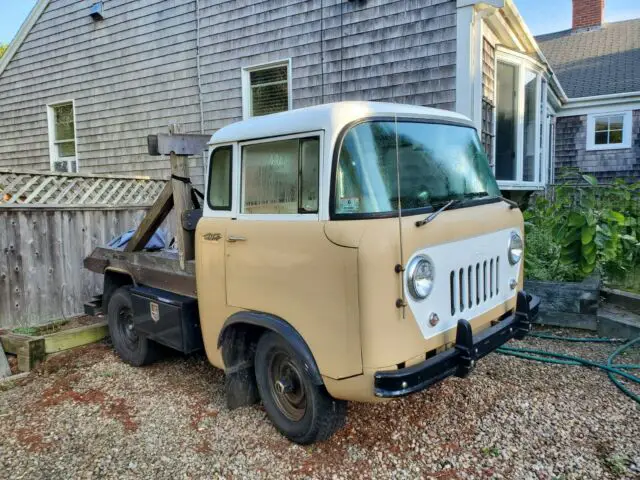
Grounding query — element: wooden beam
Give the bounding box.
[147,134,210,156]
[170,152,195,269]
[44,322,108,354]
[125,181,174,253]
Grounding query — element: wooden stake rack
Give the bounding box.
[84,133,210,290]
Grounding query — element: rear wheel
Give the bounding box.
[107,287,158,366]
[254,332,346,444]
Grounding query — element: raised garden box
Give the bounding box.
[0,316,108,373]
[525,277,600,331]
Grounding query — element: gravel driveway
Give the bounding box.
[1,329,639,480]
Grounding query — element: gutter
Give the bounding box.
[566,91,640,104]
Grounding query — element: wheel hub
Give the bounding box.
[275,378,294,394]
[268,351,307,422]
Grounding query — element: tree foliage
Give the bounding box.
[0,44,7,58]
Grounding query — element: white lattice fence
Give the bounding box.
[0,169,166,206]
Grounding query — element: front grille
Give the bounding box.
[450,256,500,315]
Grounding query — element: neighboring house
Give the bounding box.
[2,0,626,195]
[537,0,640,183]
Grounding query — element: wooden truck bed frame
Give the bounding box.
[83,132,209,304]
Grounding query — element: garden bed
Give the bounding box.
[0,315,108,373]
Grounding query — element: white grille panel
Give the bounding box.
[450,257,500,316]
[404,228,522,340]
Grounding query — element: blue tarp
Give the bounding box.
[107,229,166,251]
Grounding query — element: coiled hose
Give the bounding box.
[496,332,640,404]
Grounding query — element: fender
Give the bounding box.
[218,311,324,385]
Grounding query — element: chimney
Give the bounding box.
[572,0,605,30]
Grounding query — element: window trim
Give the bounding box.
[206,145,234,212]
[46,99,78,172]
[241,59,292,120]
[236,130,324,222]
[494,51,550,188]
[586,111,632,151]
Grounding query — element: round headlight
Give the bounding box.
[508,232,524,265]
[407,255,435,300]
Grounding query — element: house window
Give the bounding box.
[241,136,319,214]
[494,54,548,187]
[242,60,291,119]
[47,102,77,172]
[587,112,632,150]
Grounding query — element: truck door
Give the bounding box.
[223,133,362,380]
[195,144,237,368]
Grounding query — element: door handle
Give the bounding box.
[227,235,247,243]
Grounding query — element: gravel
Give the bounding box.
[1,328,639,480]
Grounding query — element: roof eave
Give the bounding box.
[0,0,50,77]
[499,0,569,104]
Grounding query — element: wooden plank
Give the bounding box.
[17,337,45,372]
[0,333,33,355]
[0,372,30,388]
[148,133,211,156]
[44,322,108,354]
[124,181,174,252]
[170,152,194,269]
[0,334,45,372]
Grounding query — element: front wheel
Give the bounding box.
[254,332,346,444]
[107,287,159,366]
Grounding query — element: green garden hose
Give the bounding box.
[528,332,624,343]
[496,335,640,404]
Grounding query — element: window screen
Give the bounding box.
[208,146,232,210]
[241,137,319,215]
[248,65,289,117]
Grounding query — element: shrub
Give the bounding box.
[524,170,640,287]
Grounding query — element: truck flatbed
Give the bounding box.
[84,247,197,298]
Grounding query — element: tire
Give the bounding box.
[254,332,346,444]
[107,287,158,367]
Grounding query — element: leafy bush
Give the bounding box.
[524,170,640,287]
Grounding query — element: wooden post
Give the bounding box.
[170,152,194,269]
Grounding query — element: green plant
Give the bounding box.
[524,170,640,285]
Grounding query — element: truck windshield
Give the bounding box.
[334,121,501,216]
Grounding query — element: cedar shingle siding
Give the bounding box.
[554,111,640,183]
[0,0,457,185]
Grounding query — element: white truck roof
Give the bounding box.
[209,101,473,145]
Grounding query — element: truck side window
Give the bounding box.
[241,137,319,214]
[208,146,232,210]
[299,138,319,213]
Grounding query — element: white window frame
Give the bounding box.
[494,51,549,190]
[586,111,633,151]
[236,130,324,222]
[241,59,292,120]
[46,100,78,172]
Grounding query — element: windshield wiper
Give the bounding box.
[498,196,519,209]
[464,192,518,209]
[415,199,460,227]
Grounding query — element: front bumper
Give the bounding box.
[374,291,540,398]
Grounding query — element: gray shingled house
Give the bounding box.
[0,0,636,192]
[537,2,640,182]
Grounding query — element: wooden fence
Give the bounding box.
[0,169,169,328]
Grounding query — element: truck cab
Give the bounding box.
[90,102,539,444]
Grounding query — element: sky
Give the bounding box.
[1,0,640,44]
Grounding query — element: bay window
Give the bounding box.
[494,53,549,188]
